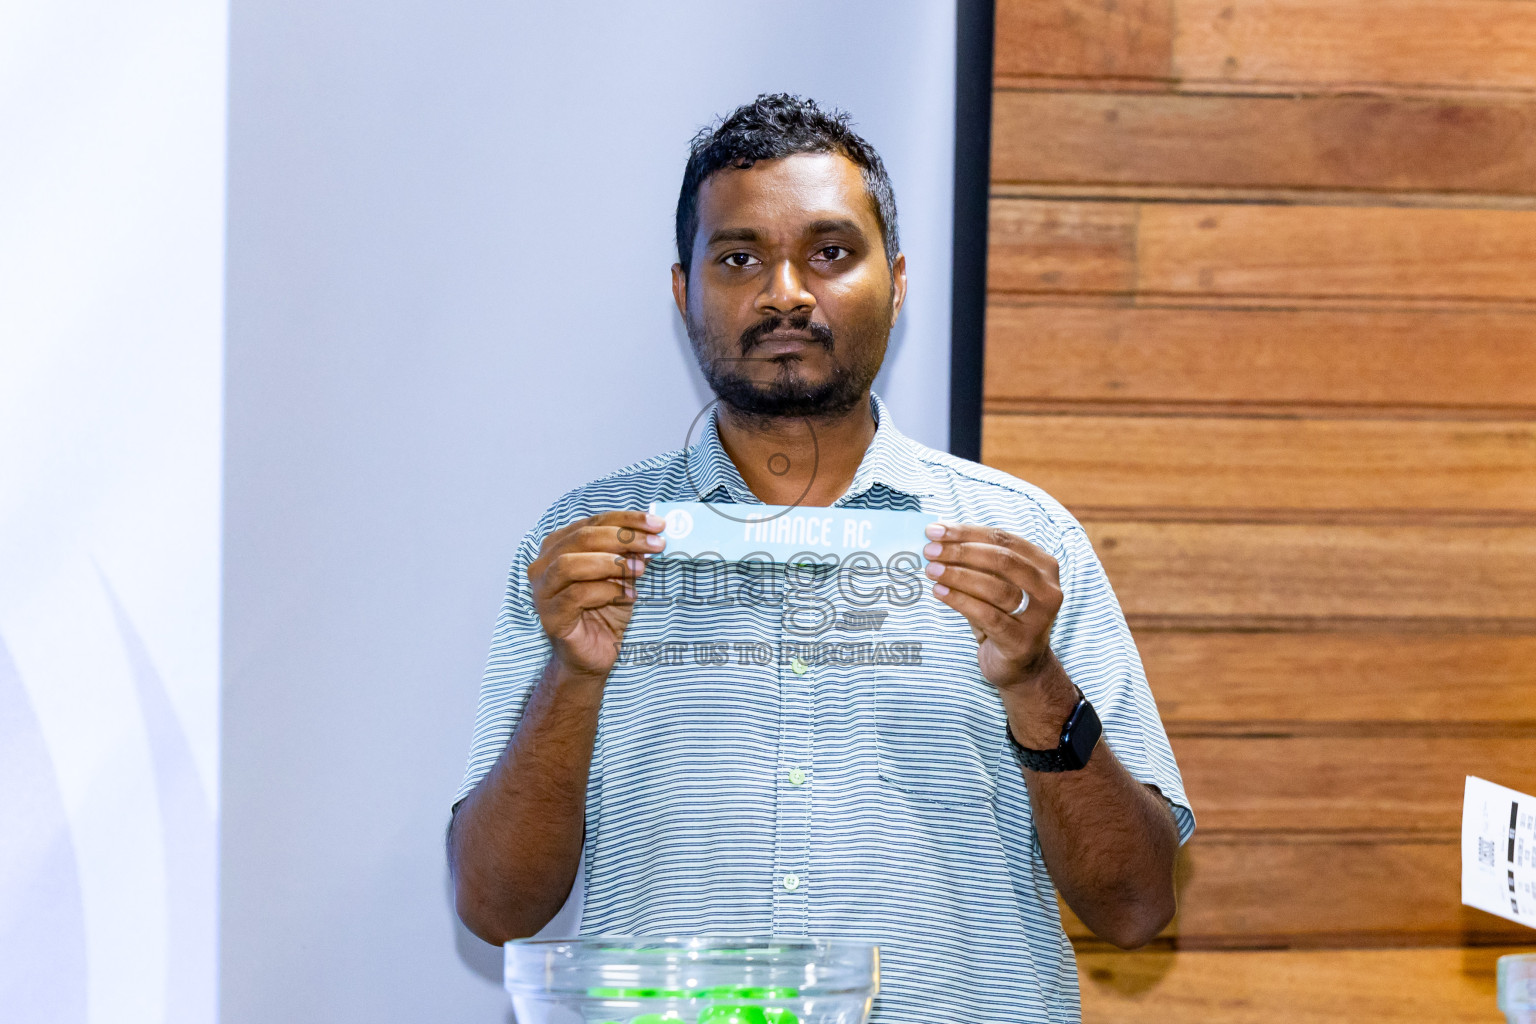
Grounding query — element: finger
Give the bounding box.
[537,552,647,597]
[535,525,665,582]
[924,537,1045,591]
[561,524,667,556]
[932,580,1017,637]
[542,511,665,553]
[546,579,635,625]
[924,522,1055,569]
[925,561,1027,617]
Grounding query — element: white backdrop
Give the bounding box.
[2,3,959,1022]
[0,1,226,1023]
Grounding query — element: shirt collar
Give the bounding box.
[684,409,756,505]
[683,392,937,507]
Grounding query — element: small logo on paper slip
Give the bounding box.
[663,508,694,540]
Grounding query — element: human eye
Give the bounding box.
[811,245,852,263]
[721,252,761,268]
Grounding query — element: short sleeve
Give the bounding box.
[1048,524,1196,844]
[452,528,555,808]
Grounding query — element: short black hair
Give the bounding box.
[675,93,900,278]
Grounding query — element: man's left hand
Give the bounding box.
[922,523,1064,692]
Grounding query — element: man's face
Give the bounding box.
[672,152,907,419]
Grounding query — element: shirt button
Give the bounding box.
[782,874,801,892]
[788,768,807,786]
[790,657,809,676]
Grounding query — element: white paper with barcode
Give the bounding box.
[1462,775,1536,930]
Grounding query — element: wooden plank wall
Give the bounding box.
[982,2,1536,1020]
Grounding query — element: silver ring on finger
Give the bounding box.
[1010,589,1030,616]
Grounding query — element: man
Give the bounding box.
[449,94,1193,1023]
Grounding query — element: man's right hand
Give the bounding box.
[527,510,667,679]
[456,510,666,942]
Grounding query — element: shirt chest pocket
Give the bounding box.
[874,660,1007,810]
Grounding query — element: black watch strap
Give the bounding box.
[1007,690,1102,772]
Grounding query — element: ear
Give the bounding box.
[888,252,907,326]
[671,263,688,320]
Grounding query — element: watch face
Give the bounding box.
[1065,700,1103,769]
[1008,697,1102,772]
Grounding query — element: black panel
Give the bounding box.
[949,0,995,460]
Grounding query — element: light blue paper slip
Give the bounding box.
[649,501,936,566]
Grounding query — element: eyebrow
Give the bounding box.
[706,227,762,247]
[804,218,866,238]
[706,219,868,248]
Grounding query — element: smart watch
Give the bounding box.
[1007,688,1102,772]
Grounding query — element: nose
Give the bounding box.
[755,258,815,317]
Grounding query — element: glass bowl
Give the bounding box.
[1501,953,1536,1024]
[504,936,879,1024]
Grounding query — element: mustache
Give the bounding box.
[738,314,835,356]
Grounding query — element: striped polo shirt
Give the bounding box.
[456,394,1195,1024]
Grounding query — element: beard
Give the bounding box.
[686,309,886,419]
